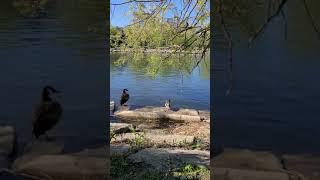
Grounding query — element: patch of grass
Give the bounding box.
[110,130,116,142]
[172,163,210,180]
[175,137,208,150]
[110,154,170,180]
[110,155,130,178]
[129,131,148,148]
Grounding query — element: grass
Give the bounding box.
[110,154,210,180]
[172,163,210,180]
[110,123,210,179]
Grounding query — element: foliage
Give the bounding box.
[172,163,209,180]
[13,0,52,18]
[129,131,148,148]
[110,0,210,52]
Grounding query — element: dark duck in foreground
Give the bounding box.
[120,89,129,106]
[33,86,63,140]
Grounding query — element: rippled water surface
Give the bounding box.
[0,0,106,147]
[110,53,210,110]
[214,0,320,154]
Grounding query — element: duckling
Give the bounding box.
[164,99,171,111]
[120,89,129,106]
[33,86,63,140]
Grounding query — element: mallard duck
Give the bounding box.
[33,86,63,140]
[164,99,171,110]
[120,89,129,106]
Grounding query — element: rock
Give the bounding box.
[176,108,199,116]
[113,132,195,146]
[0,125,15,168]
[128,148,209,171]
[136,124,152,130]
[111,144,130,156]
[282,154,320,180]
[14,155,107,180]
[13,141,64,170]
[0,125,15,156]
[115,110,165,120]
[213,148,283,171]
[166,113,201,121]
[115,107,202,122]
[213,168,290,180]
[198,110,210,122]
[71,146,106,158]
[110,123,135,134]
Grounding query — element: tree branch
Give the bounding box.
[111,0,162,6]
[248,0,288,46]
[302,0,320,39]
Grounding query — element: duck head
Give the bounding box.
[42,86,61,101]
[122,89,128,93]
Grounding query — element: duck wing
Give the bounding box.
[120,93,129,105]
[33,101,63,136]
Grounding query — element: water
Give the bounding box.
[0,0,106,150]
[214,0,320,154]
[110,52,210,111]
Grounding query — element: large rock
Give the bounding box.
[0,126,15,156]
[72,146,106,158]
[198,110,210,122]
[115,106,202,122]
[112,132,195,146]
[175,108,199,116]
[13,141,64,170]
[0,126,15,168]
[282,154,320,180]
[110,123,135,134]
[213,149,283,171]
[128,148,209,171]
[14,155,107,180]
[111,144,130,156]
[213,168,290,180]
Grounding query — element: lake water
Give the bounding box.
[0,0,106,151]
[110,52,210,111]
[214,0,320,154]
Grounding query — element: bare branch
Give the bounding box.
[111,0,162,6]
[280,9,287,40]
[248,0,288,46]
[218,0,233,96]
[302,0,320,39]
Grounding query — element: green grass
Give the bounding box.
[172,163,210,180]
[111,153,210,180]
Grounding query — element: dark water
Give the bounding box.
[214,0,320,154]
[110,53,210,111]
[0,0,106,150]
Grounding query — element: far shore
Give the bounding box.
[110,47,209,55]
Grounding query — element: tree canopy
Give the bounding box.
[110,0,210,54]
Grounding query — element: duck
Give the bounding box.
[120,89,129,106]
[33,86,63,140]
[110,100,115,113]
[164,99,171,111]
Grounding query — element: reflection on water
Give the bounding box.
[111,52,210,110]
[0,0,106,148]
[214,0,320,153]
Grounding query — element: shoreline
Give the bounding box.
[110,47,209,54]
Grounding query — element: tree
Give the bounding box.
[111,0,210,55]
